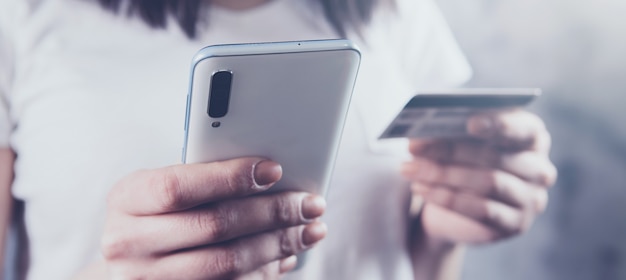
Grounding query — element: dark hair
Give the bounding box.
[97,0,385,39]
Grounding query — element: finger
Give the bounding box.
[408,139,438,156]
[103,193,326,257]
[411,181,431,196]
[500,151,558,187]
[403,159,545,209]
[145,222,327,280]
[423,187,529,235]
[409,139,499,167]
[409,183,427,217]
[467,110,551,152]
[421,203,501,244]
[408,140,557,187]
[231,256,297,280]
[413,182,547,217]
[109,157,282,215]
[279,255,298,274]
[234,260,282,280]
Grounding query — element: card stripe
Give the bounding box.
[404,94,536,109]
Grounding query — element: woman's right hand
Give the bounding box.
[102,157,327,280]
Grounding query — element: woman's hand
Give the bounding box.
[101,157,327,280]
[402,110,557,246]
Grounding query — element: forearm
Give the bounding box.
[409,197,465,280]
[0,148,15,280]
[411,234,465,280]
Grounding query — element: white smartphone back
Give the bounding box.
[182,40,361,196]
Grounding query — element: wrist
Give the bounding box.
[409,200,459,255]
[409,214,465,280]
[411,223,462,259]
[415,233,459,256]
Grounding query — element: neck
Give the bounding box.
[211,0,271,10]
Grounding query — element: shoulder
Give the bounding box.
[369,0,451,27]
[0,0,41,103]
[355,0,460,53]
[0,0,20,28]
[355,0,472,88]
[0,0,23,90]
[364,0,459,43]
[0,0,43,20]
[0,0,46,39]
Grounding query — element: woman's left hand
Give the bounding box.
[402,109,557,245]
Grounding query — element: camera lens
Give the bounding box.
[207,71,232,118]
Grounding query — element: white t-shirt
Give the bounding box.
[0,0,471,279]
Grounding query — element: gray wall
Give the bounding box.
[435,0,626,279]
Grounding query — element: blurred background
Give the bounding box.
[435,0,626,279]
[4,0,626,279]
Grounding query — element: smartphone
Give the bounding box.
[379,88,541,139]
[182,40,361,197]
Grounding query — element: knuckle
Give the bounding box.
[433,188,455,209]
[485,170,503,194]
[203,207,234,242]
[482,201,500,224]
[446,191,464,212]
[271,194,300,225]
[153,169,185,211]
[506,211,533,237]
[484,201,522,236]
[223,164,255,194]
[541,163,558,187]
[278,227,300,257]
[211,248,243,278]
[106,170,145,209]
[101,234,132,261]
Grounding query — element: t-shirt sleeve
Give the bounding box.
[0,1,17,148]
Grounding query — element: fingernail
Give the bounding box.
[468,116,493,136]
[302,222,327,246]
[301,195,326,220]
[253,160,282,189]
[279,255,298,273]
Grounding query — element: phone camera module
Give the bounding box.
[207,70,233,118]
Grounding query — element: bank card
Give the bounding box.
[379,88,541,139]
